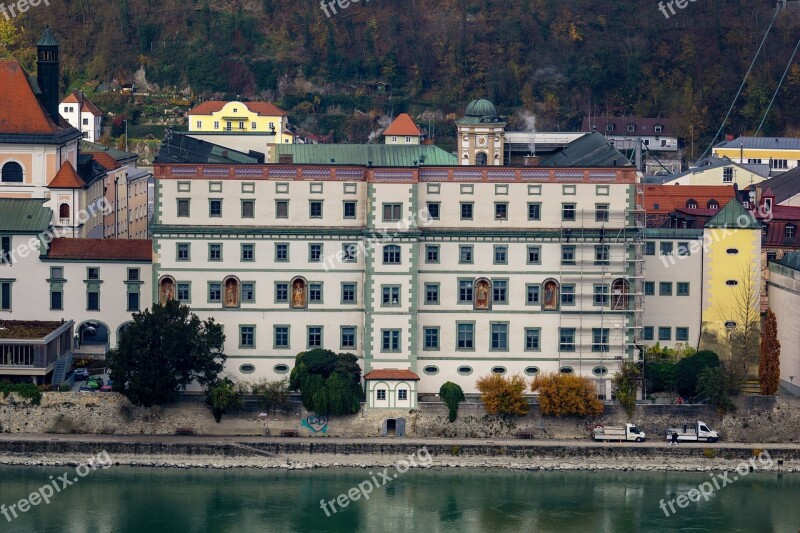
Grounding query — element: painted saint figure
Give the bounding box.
[160,279,174,305]
[292,280,306,308]
[475,279,491,310]
[543,280,558,310]
[225,279,238,307]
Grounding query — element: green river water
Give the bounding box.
[0,466,798,532]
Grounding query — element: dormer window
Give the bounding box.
[707,200,719,210]
[627,125,636,133]
[233,108,238,112]
[606,124,614,132]
[787,224,796,239]
[654,125,663,133]
[764,198,773,212]
[686,199,697,209]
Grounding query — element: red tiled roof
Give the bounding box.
[48,239,152,261]
[383,113,422,137]
[644,185,735,214]
[363,369,420,381]
[87,152,119,170]
[48,161,85,188]
[61,91,103,116]
[0,61,61,135]
[188,101,288,117]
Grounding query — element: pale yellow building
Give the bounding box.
[187,101,293,144]
[713,136,800,174]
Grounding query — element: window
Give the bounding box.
[0,236,10,264]
[561,245,576,265]
[340,327,356,349]
[563,185,576,195]
[595,245,610,265]
[595,204,609,222]
[127,268,140,281]
[0,281,10,310]
[382,286,401,306]
[425,283,439,304]
[307,327,322,348]
[456,323,474,350]
[457,366,472,376]
[275,243,288,262]
[458,280,473,303]
[527,245,541,264]
[341,283,356,304]
[493,280,508,304]
[659,282,673,296]
[209,283,222,302]
[427,184,440,194]
[240,326,255,348]
[50,290,62,310]
[382,329,401,352]
[660,242,673,255]
[177,243,190,261]
[677,282,690,296]
[309,201,323,218]
[461,184,474,195]
[644,282,655,296]
[677,242,690,256]
[494,245,507,264]
[50,267,63,279]
[459,245,473,264]
[490,323,508,351]
[274,326,289,349]
[643,327,654,341]
[592,328,610,352]
[426,202,440,220]
[771,159,788,170]
[424,327,439,350]
[460,202,474,220]
[676,327,689,342]
[787,225,797,239]
[242,283,255,303]
[59,203,70,221]
[562,204,576,221]
[377,389,387,401]
[398,389,408,401]
[527,203,541,221]
[177,283,190,302]
[87,291,99,310]
[645,242,655,255]
[559,328,576,352]
[87,268,99,280]
[528,184,542,195]
[213,121,219,130]
[658,327,672,341]
[309,243,323,262]
[593,284,609,306]
[726,280,739,286]
[767,251,777,262]
[425,245,439,263]
[383,203,402,222]
[383,245,401,264]
[526,284,540,305]
[495,203,508,220]
[241,244,255,262]
[241,200,255,219]
[723,168,734,182]
[209,199,222,217]
[195,120,202,128]
[561,285,575,305]
[209,244,222,261]
[342,243,358,262]
[309,283,322,303]
[1,161,23,182]
[525,328,541,351]
[276,200,289,219]
[343,201,357,219]
[251,121,257,130]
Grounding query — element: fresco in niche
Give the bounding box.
[159,278,175,305]
[224,278,239,308]
[474,278,491,310]
[292,278,307,309]
[543,280,559,310]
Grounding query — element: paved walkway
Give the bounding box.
[0,433,798,450]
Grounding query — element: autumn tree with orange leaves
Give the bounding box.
[531,374,604,418]
[759,309,781,395]
[475,374,530,417]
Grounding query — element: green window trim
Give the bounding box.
[308,281,324,304]
[241,243,255,262]
[209,198,223,218]
[340,282,358,305]
[241,282,256,304]
[424,282,440,305]
[274,242,289,262]
[273,325,290,349]
[524,327,542,352]
[381,284,402,307]
[489,321,510,352]
[241,199,255,219]
[239,325,256,349]
[340,326,358,350]
[176,242,191,262]
[208,281,222,303]
[455,321,476,352]
[380,328,402,353]
[208,243,223,262]
[307,325,324,349]
[176,281,192,304]
[422,326,440,351]
[274,281,289,304]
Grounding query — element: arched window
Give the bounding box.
[686,199,697,209]
[475,152,488,166]
[1,161,23,182]
[707,199,719,210]
[59,203,70,220]
[611,278,629,310]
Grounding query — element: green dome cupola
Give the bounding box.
[465,99,497,118]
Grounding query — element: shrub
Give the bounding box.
[289,349,363,415]
[439,382,465,422]
[676,350,720,398]
[531,374,604,417]
[476,374,530,417]
[612,362,640,418]
[206,378,243,423]
[251,378,291,414]
[703,448,716,458]
[0,382,42,405]
[697,365,737,414]
[759,309,781,395]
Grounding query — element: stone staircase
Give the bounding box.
[741,378,762,395]
[51,352,73,386]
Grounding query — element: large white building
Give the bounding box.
[151,157,645,405]
[59,91,103,142]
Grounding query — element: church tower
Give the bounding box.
[36,26,60,123]
[455,99,506,166]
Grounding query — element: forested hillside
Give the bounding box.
[2,0,800,148]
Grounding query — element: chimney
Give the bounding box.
[725,134,734,142]
[523,155,541,167]
[36,26,60,123]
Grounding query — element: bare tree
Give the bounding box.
[719,264,762,389]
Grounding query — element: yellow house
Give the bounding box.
[187,101,294,144]
[665,157,768,188]
[700,200,762,358]
[713,136,800,174]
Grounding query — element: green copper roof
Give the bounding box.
[0,199,51,233]
[704,199,761,229]
[272,144,457,166]
[465,99,497,117]
[777,251,800,271]
[36,27,58,47]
